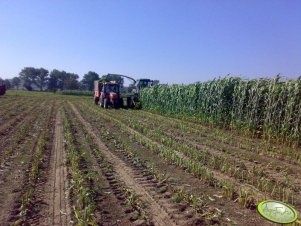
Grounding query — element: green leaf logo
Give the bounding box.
[257,200,298,224]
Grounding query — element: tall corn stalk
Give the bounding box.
[140,76,301,147]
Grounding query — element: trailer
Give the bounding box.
[0,81,6,96]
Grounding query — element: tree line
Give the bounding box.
[0,67,124,91]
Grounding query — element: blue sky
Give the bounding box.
[1,0,301,84]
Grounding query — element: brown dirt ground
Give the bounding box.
[1,95,300,225]
[0,101,51,225]
[42,108,71,225]
[74,101,271,226]
[70,102,181,226]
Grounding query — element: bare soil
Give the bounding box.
[0,101,52,225]
[72,101,269,225]
[1,95,300,225]
[70,102,182,225]
[44,108,71,225]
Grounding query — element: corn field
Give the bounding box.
[141,76,301,147]
[1,91,301,225]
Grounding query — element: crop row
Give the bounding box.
[15,101,55,223]
[72,102,227,224]
[65,103,146,225]
[78,102,266,209]
[0,96,28,107]
[122,109,301,165]
[0,100,49,166]
[0,97,35,121]
[63,108,97,225]
[109,108,301,191]
[83,101,301,208]
[104,108,297,205]
[0,100,42,136]
[141,76,301,147]
[65,105,153,224]
[71,106,157,222]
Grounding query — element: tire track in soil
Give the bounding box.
[120,111,301,208]
[76,103,268,225]
[93,104,271,203]
[104,108,301,207]
[64,108,136,225]
[45,108,71,226]
[70,103,177,226]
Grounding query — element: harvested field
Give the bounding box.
[0,91,300,225]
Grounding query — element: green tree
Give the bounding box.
[19,67,37,90]
[48,69,64,91]
[23,80,33,91]
[4,79,11,89]
[48,70,80,91]
[19,67,49,91]
[12,77,21,89]
[64,73,79,90]
[81,71,99,91]
[36,68,49,91]
[47,74,57,92]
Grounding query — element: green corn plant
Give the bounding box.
[63,110,96,226]
[82,101,299,205]
[140,76,301,147]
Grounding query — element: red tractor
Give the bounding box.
[0,81,6,96]
[94,81,122,108]
[94,74,158,109]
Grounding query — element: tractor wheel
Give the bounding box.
[112,100,116,108]
[127,97,132,108]
[94,97,99,105]
[119,98,124,108]
[113,100,120,109]
[104,98,108,109]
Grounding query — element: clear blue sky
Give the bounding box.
[1,0,301,84]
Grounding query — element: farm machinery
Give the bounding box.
[94,81,122,108]
[94,74,156,109]
[0,81,6,96]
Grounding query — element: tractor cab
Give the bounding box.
[135,79,154,93]
[104,82,119,94]
[94,81,122,108]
